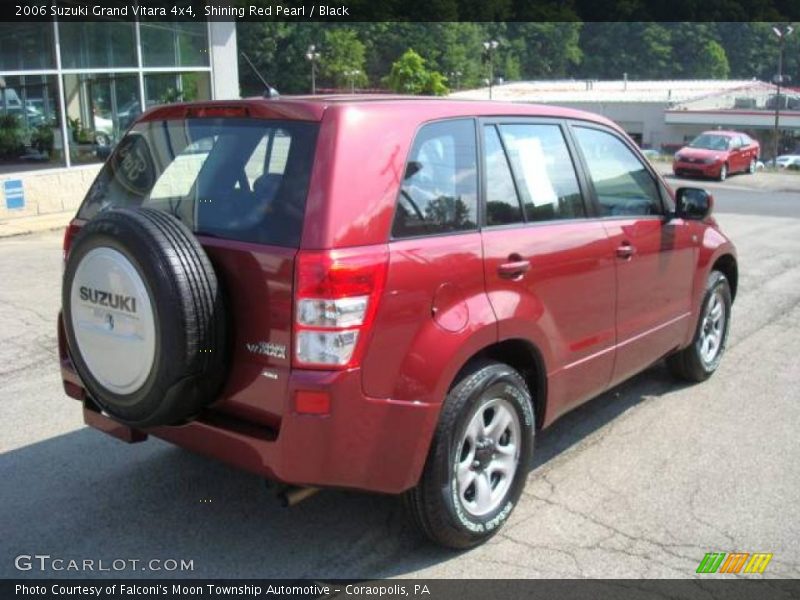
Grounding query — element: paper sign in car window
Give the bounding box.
[507,136,558,208]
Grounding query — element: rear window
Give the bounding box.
[79,118,319,247]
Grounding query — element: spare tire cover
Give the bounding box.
[63,208,228,427]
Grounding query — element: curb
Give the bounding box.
[0,213,73,239]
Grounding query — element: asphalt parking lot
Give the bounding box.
[1,172,799,579]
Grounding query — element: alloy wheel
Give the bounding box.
[454,397,521,517]
[699,288,726,365]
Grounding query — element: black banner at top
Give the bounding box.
[4,0,800,22]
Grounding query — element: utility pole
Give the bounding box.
[483,40,499,100]
[772,25,794,165]
[305,45,321,95]
[344,69,360,94]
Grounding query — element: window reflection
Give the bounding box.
[0,75,65,172]
[0,23,55,71]
[145,72,211,107]
[63,73,141,164]
[140,22,209,68]
[58,22,137,70]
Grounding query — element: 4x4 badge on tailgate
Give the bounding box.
[246,341,287,360]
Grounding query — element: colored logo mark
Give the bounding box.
[696,552,773,574]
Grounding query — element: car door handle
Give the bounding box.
[497,259,531,279]
[616,243,636,259]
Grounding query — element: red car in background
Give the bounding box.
[673,130,760,181]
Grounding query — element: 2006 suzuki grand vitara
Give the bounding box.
[60,96,737,548]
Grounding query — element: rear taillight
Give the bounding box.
[293,247,388,369]
[62,222,80,263]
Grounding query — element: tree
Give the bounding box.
[320,28,368,89]
[385,49,449,96]
[237,23,326,95]
[577,23,672,79]
[695,40,731,79]
[508,22,583,78]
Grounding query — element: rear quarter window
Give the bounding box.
[79,118,319,247]
[392,119,478,238]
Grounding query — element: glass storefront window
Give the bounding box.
[144,72,211,107]
[0,19,214,172]
[58,22,137,70]
[63,72,141,165]
[0,23,55,71]
[140,22,209,68]
[0,75,65,172]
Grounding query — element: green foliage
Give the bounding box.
[423,70,450,96]
[386,49,449,96]
[320,29,368,88]
[236,22,800,94]
[31,123,54,155]
[696,40,731,80]
[0,114,25,159]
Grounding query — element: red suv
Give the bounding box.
[59,97,737,548]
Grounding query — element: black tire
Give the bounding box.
[62,208,228,427]
[404,361,535,549]
[667,270,731,383]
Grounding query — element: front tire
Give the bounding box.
[404,361,535,549]
[667,270,731,382]
[718,163,728,181]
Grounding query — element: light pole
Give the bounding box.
[305,45,320,95]
[344,69,361,94]
[483,40,499,99]
[772,25,794,165]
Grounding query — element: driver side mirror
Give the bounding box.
[675,187,713,220]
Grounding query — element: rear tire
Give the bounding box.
[403,361,535,549]
[749,158,757,174]
[667,270,731,382]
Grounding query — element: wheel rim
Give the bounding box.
[720,165,727,180]
[454,397,521,518]
[749,159,756,174]
[698,289,726,366]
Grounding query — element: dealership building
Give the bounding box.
[0,19,238,220]
[452,79,800,154]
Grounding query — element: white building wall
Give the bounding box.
[540,100,682,149]
[208,21,240,100]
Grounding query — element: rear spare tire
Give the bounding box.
[62,208,228,427]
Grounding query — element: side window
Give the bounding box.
[392,119,478,238]
[499,123,586,222]
[483,125,523,226]
[573,126,663,217]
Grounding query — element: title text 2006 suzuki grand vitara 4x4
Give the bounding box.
[60,97,736,548]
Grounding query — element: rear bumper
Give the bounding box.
[59,320,440,495]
